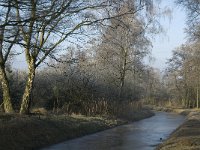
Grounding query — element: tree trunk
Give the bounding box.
[197,86,199,109]
[119,48,127,99]
[20,62,35,114]
[119,76,125,99]
[0,27,14,113]
[0,19,15,113]
[0,67,14,113]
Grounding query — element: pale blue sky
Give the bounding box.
[150,0,187,70]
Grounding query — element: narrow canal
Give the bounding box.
[42,112,185,150]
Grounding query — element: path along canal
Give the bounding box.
[42,112,185,150]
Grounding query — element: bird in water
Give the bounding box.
[160,138,163,141]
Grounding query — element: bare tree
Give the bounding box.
[96,1,159,99]
[176,0,200,40]
[0,0,19,113]
[165,42,200,108]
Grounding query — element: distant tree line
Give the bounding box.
[164,0,200,108]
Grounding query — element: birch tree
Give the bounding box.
[98,18,151,99]
[0,0,19,113]
[96,0,161,99]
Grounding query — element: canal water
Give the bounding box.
[42,112,185,150]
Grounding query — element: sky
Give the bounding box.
[12,0,187,71]
[149,0,187,71]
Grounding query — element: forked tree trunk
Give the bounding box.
[0,67,14,113]
[20,62,35,114]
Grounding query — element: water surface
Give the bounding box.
[42,112,185,150]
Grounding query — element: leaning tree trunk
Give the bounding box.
[0,66,14,113]
[0,20,14,113]
[0,27,14,113]
[20,62,35,114]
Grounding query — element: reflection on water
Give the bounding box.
[42,112,185,150]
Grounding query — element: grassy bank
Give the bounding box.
[0,108,153,150]
[150,106,200,150]
[146,105,193,115]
